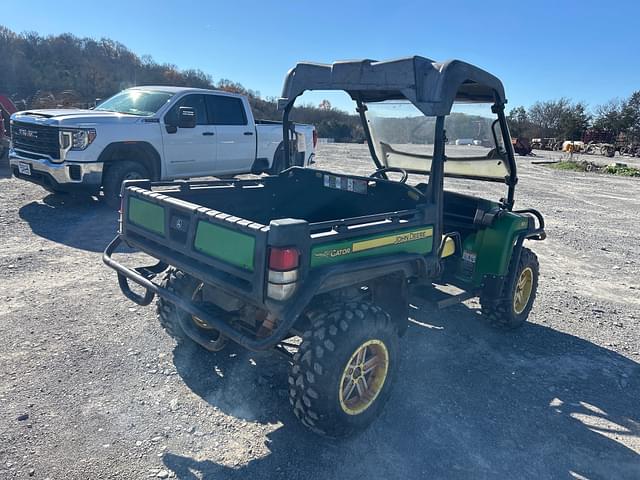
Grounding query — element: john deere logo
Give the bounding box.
[313,227,434,261]
[393,230,431,244]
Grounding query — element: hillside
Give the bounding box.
[0,26,363,142]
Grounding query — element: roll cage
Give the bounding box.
[277,56,518,209]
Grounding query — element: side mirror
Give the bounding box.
[177,106,197,128]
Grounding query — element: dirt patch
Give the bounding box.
[0,144,638,479]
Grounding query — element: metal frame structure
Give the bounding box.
[278,56,518,209]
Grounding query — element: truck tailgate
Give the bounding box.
[121,184,269,302]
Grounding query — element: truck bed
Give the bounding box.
[118,168,433,306]
[165,169,419,225]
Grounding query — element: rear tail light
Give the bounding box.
[267,247,300,301]
[312,129,318,148]
[269,247,299,271]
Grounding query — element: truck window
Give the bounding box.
[206,95,247,126]
[165,94,209,125]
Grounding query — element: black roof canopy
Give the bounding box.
[278,56,507,116]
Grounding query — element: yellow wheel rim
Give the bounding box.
[513,267,534,314]
[338,339,389,416]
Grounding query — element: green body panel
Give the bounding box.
[310,226,434,268]
[128,197,165,236]
[455,212,530,287]
[193,221,255,271]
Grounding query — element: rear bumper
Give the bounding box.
[9,149,103,193]
[103,234,292,352]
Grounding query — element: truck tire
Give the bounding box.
[288,301,399,438]
[156,268,227,351]
[102,161,150,209]
[480,247,539,330]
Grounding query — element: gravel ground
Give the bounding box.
[0,144,638,479]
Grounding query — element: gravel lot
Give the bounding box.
[0,144,639,479]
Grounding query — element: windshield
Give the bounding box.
[365,100,511,181]
[95,90,173,116]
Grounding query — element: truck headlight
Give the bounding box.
[60,128,97,150]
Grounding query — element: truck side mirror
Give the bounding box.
[177,107,197,128]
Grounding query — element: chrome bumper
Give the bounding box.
[9,149,103,187]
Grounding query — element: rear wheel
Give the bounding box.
[480,247,539,330]
[156,268,227,351]
[102,161,150,209]
[288,301,399,438]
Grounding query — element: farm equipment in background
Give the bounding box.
[511,137,532,156]
[590,143,615,157]
[531,137,561,151]
[580,129,616,157]
[0,95,18,160]
[582,129,615,145]
[619,144,640,157]
[616,132,640,158]
[562,141,585,153]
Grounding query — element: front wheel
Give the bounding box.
[480,247,539,329]
[288,302,399,438]
[102,161,150,209]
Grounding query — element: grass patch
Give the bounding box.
[603,164,640,177]
[549,161,585,171]
[548,161,640,177]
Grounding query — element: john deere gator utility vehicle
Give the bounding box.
[104,56,546,437]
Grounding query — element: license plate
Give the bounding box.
[18,162,31,176]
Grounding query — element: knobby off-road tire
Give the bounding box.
[288,301,399,438]
[480,247,539,330]
[156,268,226,351]
[102,161,150,209]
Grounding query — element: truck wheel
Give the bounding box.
[102,161,150,209]
[288,302,399,438]
[156,268,227,351]
[480,247,539,330]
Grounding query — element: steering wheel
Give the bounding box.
[369,166,409,183]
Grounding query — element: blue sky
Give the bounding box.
[3,0,639,113]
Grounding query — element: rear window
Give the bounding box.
[206,95,248,125]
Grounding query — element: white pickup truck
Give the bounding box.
[9,86,316,206]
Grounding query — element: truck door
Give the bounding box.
[162,94,217,178]
[205,94,255,174]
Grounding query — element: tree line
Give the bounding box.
[0,26,362,142]
[1,25,637,144]
[507,93,640,142]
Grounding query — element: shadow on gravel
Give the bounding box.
[165,301,640,479]
[0,153,10,178]
[18,193,117,252]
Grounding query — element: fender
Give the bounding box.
[267,253,434,339]
[98,141,162,180]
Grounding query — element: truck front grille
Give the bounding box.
[11,121,60,160]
